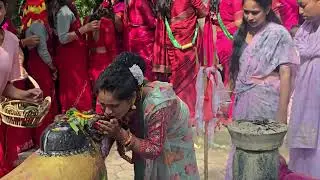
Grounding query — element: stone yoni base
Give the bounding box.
[233,148,279,180]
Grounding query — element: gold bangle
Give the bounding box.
[124,131,132,147]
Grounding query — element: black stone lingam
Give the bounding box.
[2,114,108,180]
[39,115,102,156]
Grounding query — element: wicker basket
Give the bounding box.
[0,96,51,128]
[0,75,51,128]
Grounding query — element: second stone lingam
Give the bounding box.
[227,120,288,180]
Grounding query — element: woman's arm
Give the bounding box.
[192,0,209,18]
[28,23,55,71]
[56,6,99,44]
[56,8,78,44]
[124,108,168,159]
[2,83,26,100]
[277,64,292,124]
[117,101,177,160]
[2,41,43,101]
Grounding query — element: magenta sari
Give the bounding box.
[125,0,156,81]
[279,0,299,30]
[203,0,242,84]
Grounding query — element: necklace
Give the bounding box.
[164,17,199,50]
[217,12,234,40]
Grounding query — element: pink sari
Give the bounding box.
[203,0,242,84]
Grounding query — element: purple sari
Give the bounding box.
[232,23,299,121]
[225,22,299,180]
[288,20,320,178]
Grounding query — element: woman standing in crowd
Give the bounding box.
[87,0,117,84]
[288,0,320,178]
[152,0,208,125]
[225,0,299,178]
[204,0,243,85]
[124,0,156,81]
[0,4,42,172]
[45,0,98,113]
[21,0,59,146]
[0,0,43,177]
[87,0,118,112]
[95,52,200,180]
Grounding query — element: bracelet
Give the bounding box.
[75,29,82,38]
[124,131,132,147]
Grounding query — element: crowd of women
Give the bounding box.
[0,0,319,179]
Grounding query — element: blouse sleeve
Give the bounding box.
[130,99,178,160]
[9,41,24,82]
[56,6,75,44]
[29,23,53,65]
[274,29,300,66]
[191,0,209,18]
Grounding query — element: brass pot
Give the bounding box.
[2,117,107,180]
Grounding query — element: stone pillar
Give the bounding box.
[227,120,287,180]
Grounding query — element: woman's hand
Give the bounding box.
[85,20,100,32]
[276,109,288,124]
[96,118,122,139]
[21,35,40,47]
[21,88,43,103]
[48,64,58,80]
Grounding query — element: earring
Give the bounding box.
[131,104,136,110]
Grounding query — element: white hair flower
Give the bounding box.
[129,64,144,86]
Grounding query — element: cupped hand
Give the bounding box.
[21,88,43,103]
[95,118,121,138]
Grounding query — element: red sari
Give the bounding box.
[113,2,125,53]
[0,125,10,178]
[27,29,59,146]
[125,0,156,81]
[210,0,242,85]
[153,0,208,125]
[87,18,117,83]
[54,19,92,113]
[202,0,242,120]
